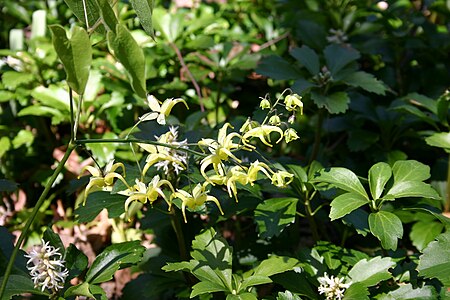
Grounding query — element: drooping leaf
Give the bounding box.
[290,45,319,75]
[311,91,350,114]
[348,256,395,287]
[95,0,118,33]
[417,231,450,286]
[342,71,387,95]
[324,44,360,76]
[85,241,145,284]
[368,211,403,250]
[368,162,392,200]
[254,197,299,239]
[49,25,92,95]
[312,167,368,199]
[75,191,126,223]
[410,221,445,251]
[107,24,146,98]
[130,0,154,38]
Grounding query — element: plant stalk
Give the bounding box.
[446,153,450,212]
[0,142,77,299]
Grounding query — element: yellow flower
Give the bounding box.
[80,160,128,203]
[140,95,189,125]
[239,118,260,133]
[247,160,273,183]
[198,123,243,183]
[124,176,174,212]
[271,170,294,187]
[284,94,303,113]
[269,115,281,125]
[259,98,271,109]
[242,125,284,147]
[171,182,224,223]
[284,128,299,143]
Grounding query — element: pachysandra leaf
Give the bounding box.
[368,211,403,250]
[410,221,444,251]
[425,132,450,151]
[348,256,395,287]
[386,181,440,200]
[368,162,392,200]
[392,160,431,182]
[378,283,438,300]
[417,231,450,286]
[329,192,369,221]
[312,167,368,199]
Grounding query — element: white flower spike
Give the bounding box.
[317,272,351,300]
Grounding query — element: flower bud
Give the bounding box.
[284,128,299,143]
[284,94,303,113]
[259,98,271,109]
[269,115,281,125]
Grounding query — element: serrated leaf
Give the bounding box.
[256,55,301,80]
[343,282,369,300]
[49,25,92,95]
[276,290,302,300]
[107,24,146,98]
[378,283,438,300]
[386,181,440,200]
[311,91,350,114]
[410,221,444,251]
[75,191,126,223]
[417,231,450,286]
[343,71,387,95]
[392,160,431,182]
[368,162,392,200]
[254,197,299,239]
[290,45,319,75]
[324,44,360,76]
[0,275,48,299]
[369,211,403,250]
[425,132,450,151]
[348,256,395,287]
[312,167,368,199]
[85,241,145,284]
[130,0,154,38]
[330,192,369,221]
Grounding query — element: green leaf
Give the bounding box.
[410,221,444,251]
[368,162,392,200]
[329,192,369,221]
[95,0,118,33]
[130,0,154,38]
[64,282,95,299]
[17,106,67,124]
[64,0,102,31]
[0,274,48,299]
[65,244,89,277]
[1,71,34,89]
[85,241,145,284]
[342,71,387,95]
[392,160,431,182]
[12,129,34,149]
[290,46,319,75]
[85,132,118,165]
[107,24,146,98]
[0,137,11,159]
[417,231,450,286]
[369,211,403,250]
[31,85,70,112]
[343,282,369,300]
[191,281,229,298]
[253,255,299,278]
[227,293,258,300]
[43,227,65,256]
[312,167,368,199]
[378,283,438,300]
[256,55,301,80]
[276,290,302,300]
[254,197,299,239]
[386,181,440,200]
[153,8,184,43]
[348,256,395,287]
[425,132,450,151]
[49,25,92,95]
[311,91,350,114]
[324,44,360,76]
[75,191,126,223]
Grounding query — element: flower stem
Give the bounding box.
[0,142,77,299]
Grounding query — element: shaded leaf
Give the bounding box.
[410,221,444,251]
[343,71,387,95]
[330,192,369,221]
[368,162,392,200]
[85,241,145,284]
[290,46,319,75]
[417,231,450,286]
[348,256,395,287]
[276,290,302,300]
[254,197,299,239]
[256,55,301,80]
[311,91,350,114]
[49,25,92,95]
[324,44,360,76]
[107,24,146,98]
[75,191,126,223]
[43,227,65,256]
[425,132,450,152]
[369,211,403,250]
[0,179,18,193]
[65,244,89,278]
[0,275,48,299]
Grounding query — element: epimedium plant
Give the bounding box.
[1,0,450,300]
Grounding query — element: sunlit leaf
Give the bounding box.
[348,256,395,287]
[417,231,450,286]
